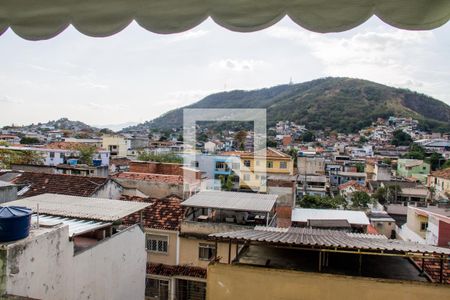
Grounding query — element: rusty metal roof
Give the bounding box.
[210,226,450,255]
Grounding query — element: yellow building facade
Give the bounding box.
[239,148,294,192]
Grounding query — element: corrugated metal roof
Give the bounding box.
[32,214,111,237]
[210,226,450,255]
[292,208,370,225]
[5,193,151,221]
[181,191,277,212]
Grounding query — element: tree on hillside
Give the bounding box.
[402,143,426,160]
[425,152,445,171]
[391,130,412,146]
[355,162,365,172]
[387,184,402,203]
[301,131,315,143]
[440,160,450,169]
[234,130,247,150]
[351,191,372,209]
[373,187,388,204]
[20,137,40,145]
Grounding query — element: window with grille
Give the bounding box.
[280,161,287,169]
[198,243,216,260]
[176,279,206,300]
[244,160,251,167]
[146,234,168,253]
[267,161,273,168]
[243,173,251,181]
[145,277,169,300]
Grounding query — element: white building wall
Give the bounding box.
[4,225,146,300]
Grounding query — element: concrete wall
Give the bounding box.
[207,263,450,300]
[2,225,146,300]
[72,225,146,300]
[4,226,73,300]
[298,157,325,175]
[93,180,123,199]
[113,178,183,199]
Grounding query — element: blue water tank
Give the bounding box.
[0,206,32,242]
[67,159,78,166]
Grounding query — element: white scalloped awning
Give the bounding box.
[0,0,449,40]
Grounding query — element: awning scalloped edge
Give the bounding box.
[0,0,449,40]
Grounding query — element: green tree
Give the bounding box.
[0,149,43,168]
[234,130,247,150]
[386,184,402,203]
[137,152,183,164]
[428,186,436,203]
[391,130,412,146]
[76,145,96,165]
[298,195,346,209]
[425,152,445,171]
[373,187,388,204]
[20,137,40,144]
[402,143,426,160]
[440,160,450,169]
[351,191,372,209]
[220,174,234,191]
[355,162,365,172]
[302,131,315,143]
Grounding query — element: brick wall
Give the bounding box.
[129,161,184,175]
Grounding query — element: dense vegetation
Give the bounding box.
[137,152,183,164]
[125,77,450,133]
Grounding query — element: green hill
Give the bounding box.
[125,77,450,133]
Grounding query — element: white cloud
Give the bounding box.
[209,59,267,71]
[169,29,209,42]
[0,95,23,104]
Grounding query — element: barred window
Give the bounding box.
[280,161,287,169]
[199,243,216,260]
[146,277,169,300]
[146,234,168,253]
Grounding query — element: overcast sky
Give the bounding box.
[0,16,449,129]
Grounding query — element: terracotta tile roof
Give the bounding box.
[367,224,379,234]
[413,256,449,284]
[44,142,104,151]
[147,263,206,279]
[338,180,369,192]
[113,172,183,184]
[121,195,184,230]
[4,171,109,198]
[431,168,450,180]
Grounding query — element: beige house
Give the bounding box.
[428,168,450,201]
[102,134,130,157]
